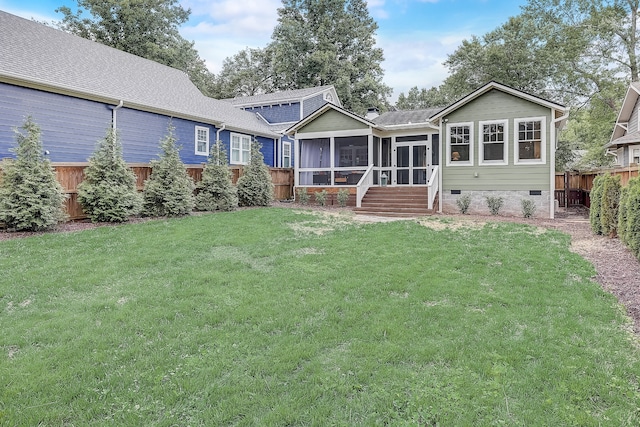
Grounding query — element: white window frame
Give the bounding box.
[195,126,209,156]
[231,133,252,165]
[478,119,508,165]
[514,117,546,165]
[631,145,640,164]
[282,141,292,168]
[446,122,474,166]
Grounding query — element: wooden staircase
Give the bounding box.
[354,187,436,217]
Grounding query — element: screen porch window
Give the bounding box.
[195,126,209,156]
[480,120,507,164]
[231,133,251,165]
[447,123,472,165]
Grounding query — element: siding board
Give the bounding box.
[298,109,368,133]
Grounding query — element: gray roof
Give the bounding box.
[0,11,277,137]
[225,86,335,106]
[606,130,640,148]
[372,108,443,126]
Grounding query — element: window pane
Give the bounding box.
[231,150,240,162]
[231,136,240,149]
[483,143,503,161]
[242,137,250,150]
[335,136,368,167]
[519,141,540,159]
[451,145,469,162]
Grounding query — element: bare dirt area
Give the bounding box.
[2,204,640,333]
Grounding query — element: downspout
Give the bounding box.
[109,100,124,130]
[215,123,226,165]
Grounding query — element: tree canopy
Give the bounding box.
[395,0,639,170]
[56,0,215,96]
[212,0,391,114]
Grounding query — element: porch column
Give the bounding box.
[294,136,299,187]
[329,136,335,185]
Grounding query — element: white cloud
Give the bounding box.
[377,30,469,101]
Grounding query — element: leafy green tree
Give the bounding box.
[56,0,215,96]
[0,117,66,231]
[236,140,274,207]
[395,86,452,110]
[212,47,276,99]
[142,126,195,217]
[270,0,391,114]
[78,128,141,222]
[195,140,238,212]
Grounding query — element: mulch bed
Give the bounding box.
[2,205,640,334]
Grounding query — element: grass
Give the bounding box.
[1,208,640,426]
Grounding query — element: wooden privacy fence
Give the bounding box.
[52,163,294,220]
[555,166,639,208]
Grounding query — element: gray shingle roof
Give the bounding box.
[606,130,640,148]
[0,11,277,137]
[372,108,443,126]
[224,86,335,106]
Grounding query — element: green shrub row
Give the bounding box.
[590,173,640,259]
[0,118,273,231]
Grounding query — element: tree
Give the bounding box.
[236,140,274,207]
[141,125,195,217]
[212,47,276,99]
[0,117,66,231]
[395,86,453,110]
[269,0,391,114]
[195,140,238,212]
[56,0,215,96]
[77,128,141,222]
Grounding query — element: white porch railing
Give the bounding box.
[356,164,375,207]
[427,166,439,209]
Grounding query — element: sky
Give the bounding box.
[0,0,527,102]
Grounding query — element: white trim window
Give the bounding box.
[446,122,473,166]
[479,120,508,165]
[195,126,209,156]
[514,117,546,164]
[632,146,640,164]
[231,133,251,165]
[282,141,292,168]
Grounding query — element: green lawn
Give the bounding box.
[1,208,639,426]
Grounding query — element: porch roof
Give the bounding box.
[372,108,442,127]
[606,130,640,149]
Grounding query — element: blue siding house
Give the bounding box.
[225,86,341,167]
[0,10,280,167]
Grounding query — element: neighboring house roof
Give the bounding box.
[225,86,341,108]
[0,10,278,138]
[607,82,640,148]
[430,81,568,125]
[373,108,442,127]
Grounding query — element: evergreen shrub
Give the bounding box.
[196,140,238,211]
[485,196,503,215]
[297,187,310,205]
[624,177,640,258]
[600,174,621,237]
[0,116,66,231]
[589,175,605,235]
[337,189,349,207]
[142,126,195,217]
[314,189,328,206]
[521,199,536,218]
[237,139,274,207]
[78,128,141,222]
[456,194,471,214]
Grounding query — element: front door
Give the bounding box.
[395,144,427,185]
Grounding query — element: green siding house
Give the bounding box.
[286,81,568,218]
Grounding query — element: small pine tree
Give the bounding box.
[196,140,238,211]
[142,126,195,216]
[589,175,605,235]
[236,139,274,207]
[78,127,141,222]
[0,116,66,231]
[600,174,621,238]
